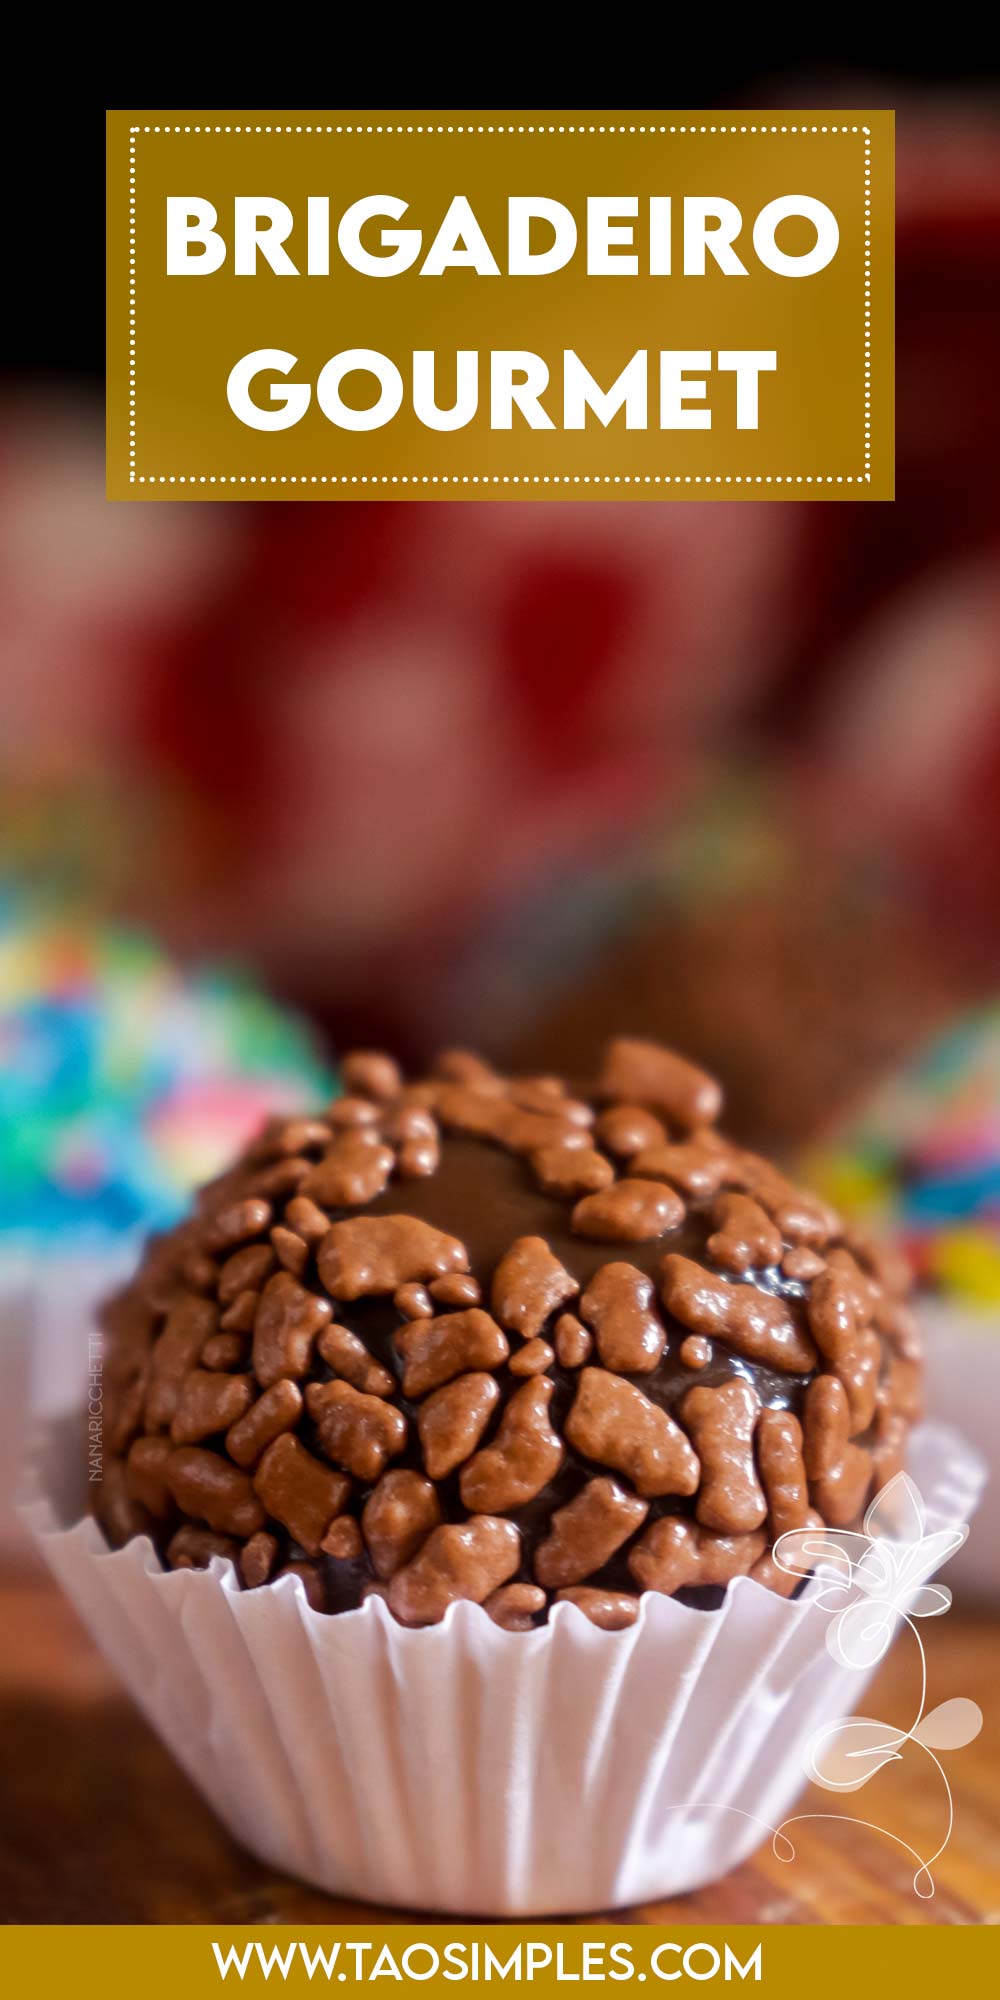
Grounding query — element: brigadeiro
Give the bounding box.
[25,1039,979,1914]
[93,1037,924,1621]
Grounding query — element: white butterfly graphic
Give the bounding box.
[656,1463,983,1897]
[772,1471,968,1671]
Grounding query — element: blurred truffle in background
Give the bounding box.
[0,887,333,1542]
[506,770,993,1155]
[0,888,333,1250]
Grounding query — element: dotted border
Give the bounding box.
[128,135,136,476]
[126,123,873,489]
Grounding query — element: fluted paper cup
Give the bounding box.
[20,1420,983,1916]
[0,1266,31,1550]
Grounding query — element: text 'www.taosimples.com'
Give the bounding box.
[211,1941,763,1985]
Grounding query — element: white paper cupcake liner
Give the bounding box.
[20,1420,983,1916]
[0,1244,140,1415]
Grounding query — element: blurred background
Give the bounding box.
[5,84,1000,1150]
[1,74,999,1260]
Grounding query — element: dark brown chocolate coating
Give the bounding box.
[337,1142,810,1597]
[93,1039,921,1627]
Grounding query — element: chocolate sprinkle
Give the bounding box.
[94,1036,921,1628]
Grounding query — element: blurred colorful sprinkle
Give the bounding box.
[0,886,335,1245]
[806,1005,1000,1311]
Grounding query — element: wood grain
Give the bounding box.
[1,1557,996,1925]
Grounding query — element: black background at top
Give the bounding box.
[4,56,997,386]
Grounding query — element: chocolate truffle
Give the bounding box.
[94,1037,922,1627]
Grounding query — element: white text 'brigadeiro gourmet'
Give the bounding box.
[169,192,840,438]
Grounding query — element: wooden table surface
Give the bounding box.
[2,1554,997,1926]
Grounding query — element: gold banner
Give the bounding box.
[1,1925,992,1993]
[106,109,894,501]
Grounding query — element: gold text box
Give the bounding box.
[107,110,894,501]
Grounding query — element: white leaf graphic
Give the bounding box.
[912,1699,984,1750]
[888,1526,967,1603]
[905,1584,953,1620]
[772,1526,857,1591]
[864,1471,925,1546]
[826,1597,898,1671]
[853,1539,898,1598]
[806,1715,904,1792]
